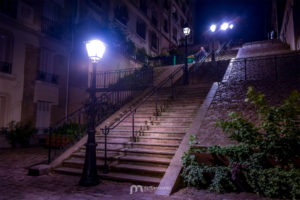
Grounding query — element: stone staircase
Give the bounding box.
[54,84,211,185]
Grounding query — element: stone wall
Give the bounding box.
[197,52,300,146]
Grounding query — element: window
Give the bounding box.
[35,101,51,132]
[150,32,159,50]
[136,19,146,40]
[151,11,158,27]
[172,10,178,22]
[0,30,13,74]
[41,1,63,39]
[173,28,177,42]
[114,3,129,25]
[0,96,6,127]
[0,0,18,18]
[37,48,58,84]
[163,0,170,10]
[139,0,147,15]
[163,19,169,33]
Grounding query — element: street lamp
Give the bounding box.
[79,39,106,187]
[220,22,229,31]
[229,24,234,29]
[183,24,190,85]
[210,24,217,33]
[210,24,217,62]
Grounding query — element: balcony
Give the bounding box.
[0,62,12,74]
[36,70,58,84]
[34,80,59,105]
[41,17,64,40]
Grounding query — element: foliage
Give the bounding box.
[136,48,148,63]
[52,122,85,139]
[181,87,300,199]
[4,121,37,147]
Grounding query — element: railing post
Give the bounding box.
[132,109,136,142]
[155,88,159,116]
[48,127,52,164]
[170,74,174,99]
[101,126,110,174]
[244,59,247,81]
[103,72,106,88]
[274,56,278,81]
[77,114,81,140]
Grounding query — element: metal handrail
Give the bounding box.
[234,50,300,62]
[47,67,153,163]
[109,64,184,130]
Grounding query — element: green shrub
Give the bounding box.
[181,87,300,199]
[4,121,37,147]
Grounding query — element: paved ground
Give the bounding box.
[0,148,269,200]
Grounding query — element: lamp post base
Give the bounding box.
[79,176,100,187]
[79,142,99,187]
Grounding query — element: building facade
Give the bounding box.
[0,0,194,146]
[278,0,300,50]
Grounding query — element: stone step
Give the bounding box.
[123,142,179,151]
[118,155,171,165]
[148,116,194,122]
[117,121,191,127]
[108,129,186,135]
[54,167,161,185]
[100,172,161,185]
[111,164,166,177]
[62,157,105,169]
[121,148,175,158]
[95,136,182,145]
[112,126,188,132]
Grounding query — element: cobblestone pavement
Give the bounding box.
[0,148,269,200]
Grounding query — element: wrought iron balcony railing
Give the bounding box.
[41,17,64,40]
[37,70,58,84]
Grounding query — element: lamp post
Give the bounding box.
[183,24,191,85]
[210,24,217,62]
[79,39,106,187]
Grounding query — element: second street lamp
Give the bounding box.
[183,24,191,85]
[79,39,106,187]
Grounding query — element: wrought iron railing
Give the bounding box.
[37,70,58,84]
[0,61,12,74]
[226,51,300,82]
[46,67,153,163]
[41,17,64,40]
[95,67,153,91]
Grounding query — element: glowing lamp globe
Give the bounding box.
[210,24,217,32]
[86,39,106,63]
[221,22,229,31]
[183,27,191,36]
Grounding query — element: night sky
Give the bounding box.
[194,0,272,44]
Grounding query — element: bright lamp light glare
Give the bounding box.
[183,27,191,36]
[86,39,106,62]
[229,24,234,29]
[221,22,229,31]
[210,24,217,32]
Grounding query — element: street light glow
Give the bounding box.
[221,22,229,31]
[86,39,106,63]
[230,24,234,29]
[183,27,191,36]
[210,24,217,32]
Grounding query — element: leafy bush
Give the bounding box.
[182,87,300,199]
[4,121,37,147]
[52,122,85,140]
